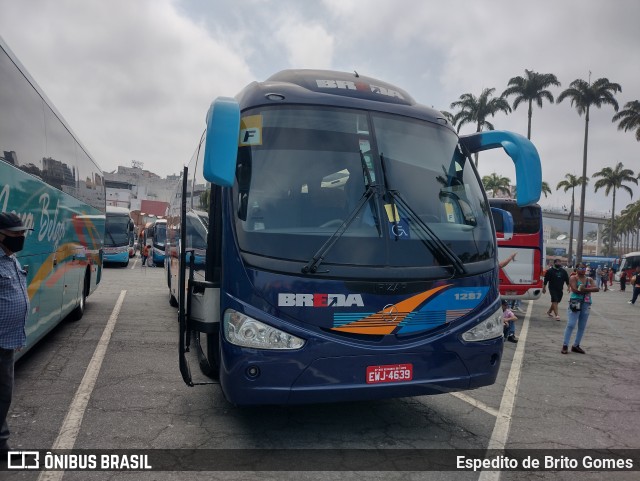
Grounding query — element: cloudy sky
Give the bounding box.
[1,0,638,213]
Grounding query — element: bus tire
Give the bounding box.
[71,270,90,322]
[167,268,178,307]
[169,293,178,307]
[198,332,220,380]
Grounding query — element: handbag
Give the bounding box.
[569,298,582,312]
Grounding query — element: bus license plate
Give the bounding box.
[366,363,413,384]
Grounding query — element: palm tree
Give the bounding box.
[593,162,637,255]
[482,173,511,197]
[556,77,622,263]
[541,181,552,198]
[502,69,560,139]
[450,88,512,167]
[612,100,640,141]
[620,201,640,252]
[557,174,588,266]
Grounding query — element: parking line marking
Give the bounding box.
[449,392,499,417]
[37,290,127,481]
[478,300,531,481]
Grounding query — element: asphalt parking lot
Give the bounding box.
[5,260,640,480]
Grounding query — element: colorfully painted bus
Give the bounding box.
[169,69,541,405]
[490,199,544,300]
[104,206,134,267]
[0,36,105,357]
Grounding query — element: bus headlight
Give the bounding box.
[223,309,306,350]
[461,305,503,342]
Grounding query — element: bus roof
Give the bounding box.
[106,206,131,215]
[234,69,452,128]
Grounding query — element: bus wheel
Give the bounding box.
[169,293,178,307]
[71,271,90,321]
[197,332,220,381]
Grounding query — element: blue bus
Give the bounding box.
[104,206,134,267]
[169,69,541,404]
[145,218,167,267]
[0,36,105,357]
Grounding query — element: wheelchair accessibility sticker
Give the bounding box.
[388,218,410,239]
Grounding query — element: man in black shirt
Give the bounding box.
[543,260,570,320]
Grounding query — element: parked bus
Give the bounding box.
[104,206,134,267]
[169,69,542,405]
[166,209,208,307]
[0,36,105,357]
[490,199,544,300]
[145,218,167,267]
[615,252,640,283]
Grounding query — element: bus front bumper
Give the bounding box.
[219,338,503,405]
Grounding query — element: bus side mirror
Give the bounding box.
[459,130,542,206]
[203,97,241,187]
[491,207,513,241]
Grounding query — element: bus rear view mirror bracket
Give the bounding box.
[459,130,542,206]
[203,97,241,187]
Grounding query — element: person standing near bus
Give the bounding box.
[501,299,518,343]
[562,263,599,354]
[141,244,150,266]
[620,270,627,292]
[543,259,570,321]
[0,213,32,452]
[628,266,640,304]
[600,266,609,292]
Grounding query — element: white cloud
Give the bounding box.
[274,18,334,69]
[0,0,253,176]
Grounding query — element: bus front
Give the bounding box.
[196,70,541,405]
[104,208,133,267]
[151,219,167,267]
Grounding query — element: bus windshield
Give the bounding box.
[105,215,131,247]
[232,106,493,273]
[154,222,167,247]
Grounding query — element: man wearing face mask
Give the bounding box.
[542,259,570,321]
[0,212,32,453]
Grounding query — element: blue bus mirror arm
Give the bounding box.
[203,97,241,187]
[459,130,542,207]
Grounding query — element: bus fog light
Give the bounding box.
[224,309,305,350]
[462,305,503,341]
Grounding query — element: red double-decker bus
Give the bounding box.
[490,199,543,300]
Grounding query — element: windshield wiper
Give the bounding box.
[379,154,466,275]
[302,151,380,274]
[105,229,116,247]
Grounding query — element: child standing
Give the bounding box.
[501,299,518,343]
